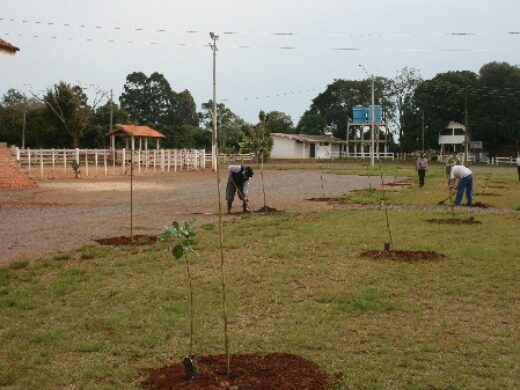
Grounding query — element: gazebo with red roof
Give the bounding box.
[107,124,166,153]
[0,38,20,55]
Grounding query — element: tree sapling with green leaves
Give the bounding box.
[158,220,199,380]
[71,160,80,178]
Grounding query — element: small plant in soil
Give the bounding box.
[481,165,494,195]
[319,165,325,199]
[158,220,199,379]
[379,160,393,250]
[71,160,80,178]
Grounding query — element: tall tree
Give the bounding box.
[297,78,394,138]
[389,67,422,153]
[81,101,129,148]
[0,89,28,145]
[201,100,246,153]
[471,62,520,154]
[264,111,294,134]
[403,71,477,152]
[38,82,105,148]
[296,111,327,134]
[120,71,199,128]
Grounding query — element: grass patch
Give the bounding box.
[315,288,400,314]
[342,187,382,205]
[79,245,109,260]
[1,177,519,388]
[8,260,29,270]
[53,252,71,261]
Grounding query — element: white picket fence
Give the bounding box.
[491,156,517,165]
[340,152,395,160]
[14,147,206,178]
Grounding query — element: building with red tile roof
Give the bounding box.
[108,124,166,139]
[0,38,20,55]
[107,124,166,152]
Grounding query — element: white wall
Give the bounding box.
[439,135,465,145]
[271,136,309,159]
[316,144,331,159]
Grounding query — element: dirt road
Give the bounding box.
[0,169,385,263]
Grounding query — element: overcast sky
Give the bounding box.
[1,0,519,123]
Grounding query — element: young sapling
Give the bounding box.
[158,220,199,380]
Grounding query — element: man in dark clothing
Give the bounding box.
[416,153,428,187]
[226,165,254,214]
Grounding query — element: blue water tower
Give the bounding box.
[352,105,367,124]
[367,105,382,122]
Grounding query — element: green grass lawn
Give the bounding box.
[334,162,520,210]
[1,200,519,388]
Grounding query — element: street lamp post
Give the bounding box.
[359,65,375,167]
[416,108,427,154]
[209,32,219,171]
[421,111,425,154]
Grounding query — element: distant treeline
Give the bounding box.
[1,62,519,154]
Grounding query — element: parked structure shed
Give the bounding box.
[271,133,346,159]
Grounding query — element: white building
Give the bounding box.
[270,133,346,160]
[439,121,467,156]
[438,121,483,162]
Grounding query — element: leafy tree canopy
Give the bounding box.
[297,78,394,139]
[264,111,294,134]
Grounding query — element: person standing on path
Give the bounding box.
[449,161,473,206]
[516,154,520,181]
[226,165,254,214]
[416,153,428,188]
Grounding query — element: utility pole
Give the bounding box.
[464,90,469,164]
[210,33,219,170]
[22,109,26,149]
[370,79,375,166]
[110,89,115,168]
[209,31,231,378]
[109,89,114,133]
[218,108,223,153]
[421,111,425,154]
[359,64,375,167]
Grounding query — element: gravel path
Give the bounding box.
[1,169,387,263]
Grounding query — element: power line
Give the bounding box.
[0,31,502,53]
[2,16,520,39]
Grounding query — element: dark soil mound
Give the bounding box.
[473,192,501,196]
[361,250,444,261]
[470,202,490,208]
[141,353,327,390]
[385,182,412,187]
[305,197,334,202]
[94,235,157,246]
[255,205,279,214]
[427,218,481,225]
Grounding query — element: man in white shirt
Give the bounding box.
[449,162,473,206]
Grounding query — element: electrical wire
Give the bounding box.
[2,31,500,53]
[2,16,520,39]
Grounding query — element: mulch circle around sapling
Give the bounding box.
[384,182,412,187]
[305,197,336,202]
[94,235,157,246]
[141,353,327,390]
[255,205,281,214]
[361,249,444,262]
[426,218,481,225]
[473,192,501,196]
[470,202,490,208]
